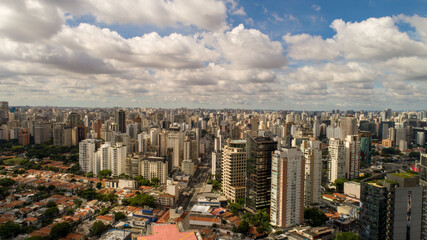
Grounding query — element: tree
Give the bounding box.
[0,221,24,239]
[48,185,56,192]
[334,232,358,240]
[66,207,74,215]
[46,200,57,208]
[74,198,82,208]
[0,178,15,187]
[91,221,106,236]
[151,177,160,186]
[228,203,242,214]
[233,220,249,234]
[50,222,70,239]
[98,170,112,179]
[96,182,102,189]
[69,163,81,174]
[86,172,94,178]
[123,193,155,207]
[304,208,328,227]
[334,178,348,193]
[114,212,126,221]
[44,207,59,220]
[409,151,420,159]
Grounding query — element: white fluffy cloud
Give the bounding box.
[284,16,427,61]
[0,0,426,110]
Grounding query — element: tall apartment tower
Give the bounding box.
[138,132,149,153]
[301,139,322,206]
[222,140,247,203]
[270,148,305,228]
[359,172,423,240]
[340,117,357,140]
[345,135,360,180]
[0,101,9,124]
[115,110,126,133]
[246,134,277,212]
[79,139,96,174]
[111,143,127,177]
[328,138,346,183]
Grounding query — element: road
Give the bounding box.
[176,133,214,211]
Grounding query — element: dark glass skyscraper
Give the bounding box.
[115,110,126,133]
[246,134,277,212]
[359,131,372,167]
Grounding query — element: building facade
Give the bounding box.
[222,140,247,203]
[246,134,277,212]
[328,138,346,183]
[270,148,305,228]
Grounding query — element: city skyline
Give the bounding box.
[1,1,427,110]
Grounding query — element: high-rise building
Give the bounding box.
[111,143,127,177]
[246,134,277,212]
[394,123,406,146]
[140,156,168,184]
[18,128,30,145]
[98,142,112,171]
[0,101,9,124]
[68,112,80,128]
[340,117,357,140]
[115,110,126,133]
[34,122,51,144]
[270,148,305,228]
[359,132,372,167]
[138,132,149,153]
[79,139,96,174]
[301,139,322,206]
[328,138,346,183]
[345,135,360,180]
[359,172,423,240]
[222,140,247,203]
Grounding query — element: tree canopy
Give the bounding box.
[122,193,155,207]
[91,221,107,236]
[304,208,328,227]
[0,221,24,239]
[50,222,71,239]
[0,178,15,187]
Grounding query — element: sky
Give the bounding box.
[0,0,427,110]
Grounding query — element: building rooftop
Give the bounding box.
[137,224,197,240]
[99,229,131,240]
[389,172,417,178]
[190,205,210,213]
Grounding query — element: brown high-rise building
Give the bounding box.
[18,128,30,145]
[341,117,357,140]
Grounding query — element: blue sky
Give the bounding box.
[0,0,426,110]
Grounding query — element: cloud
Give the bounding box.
[218,24,288,69]
[272,13,285,22]
[284,16,427,61]
[0,1,64,42]
[0,1,426,110]
[312,4,321,11]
